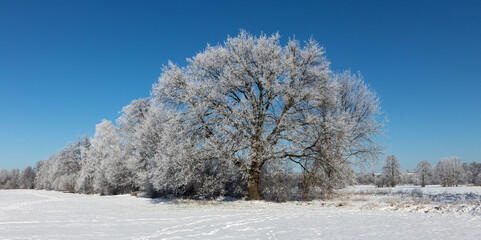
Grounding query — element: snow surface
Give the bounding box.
[342,185,481,195]
[1,189,481,239]
[337,185,481,215]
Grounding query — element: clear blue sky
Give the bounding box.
[1,0,480,171]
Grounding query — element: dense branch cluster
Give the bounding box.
[2,32,387,200]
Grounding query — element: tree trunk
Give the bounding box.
[301,174,311,201]
[322,166,337,199]
[246,132,264,200]
[246,162,262,200]
[247,174,261,200]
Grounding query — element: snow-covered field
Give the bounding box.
[337,185,481,215]
[1,189,481,239]
[342,185,481,195]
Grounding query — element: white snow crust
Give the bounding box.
[1,189,481,239]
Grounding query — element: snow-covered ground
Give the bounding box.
[342,185,481,195]
[337,185,481,215]
[1,189,481,239]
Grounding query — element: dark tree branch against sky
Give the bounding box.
[1,0,480,170]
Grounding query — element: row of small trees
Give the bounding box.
[0,167,36,190]
[415,157,481,187]
[356,156,481,187]
[1,31,384,200]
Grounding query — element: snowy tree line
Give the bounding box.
[356,156,481,188]
[1,31,387,200]
[0,167,36,190]
[4,155,480,193]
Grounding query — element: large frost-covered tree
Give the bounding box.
[153,31,334,200]
[93,120,131,195]
[153,31,382,200]
[117,98,162,194]
[75,120,130,195]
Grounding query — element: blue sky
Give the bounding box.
[1,0,480,171]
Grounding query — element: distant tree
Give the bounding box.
[4,169,20,189]
[435,157,465,187]
[356,173,376,185]
[375,174,388,188]
[35,158,54,190]
[75,140,95,194]
[19,166,36,189]
[467,162,481,185]
[476,173,481,186]
[382,155,401,187]
[400,171,416,185]
[47,136,90,192]
[415,160,432,187]
[51,149,79,192]
[0,169,8,188]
